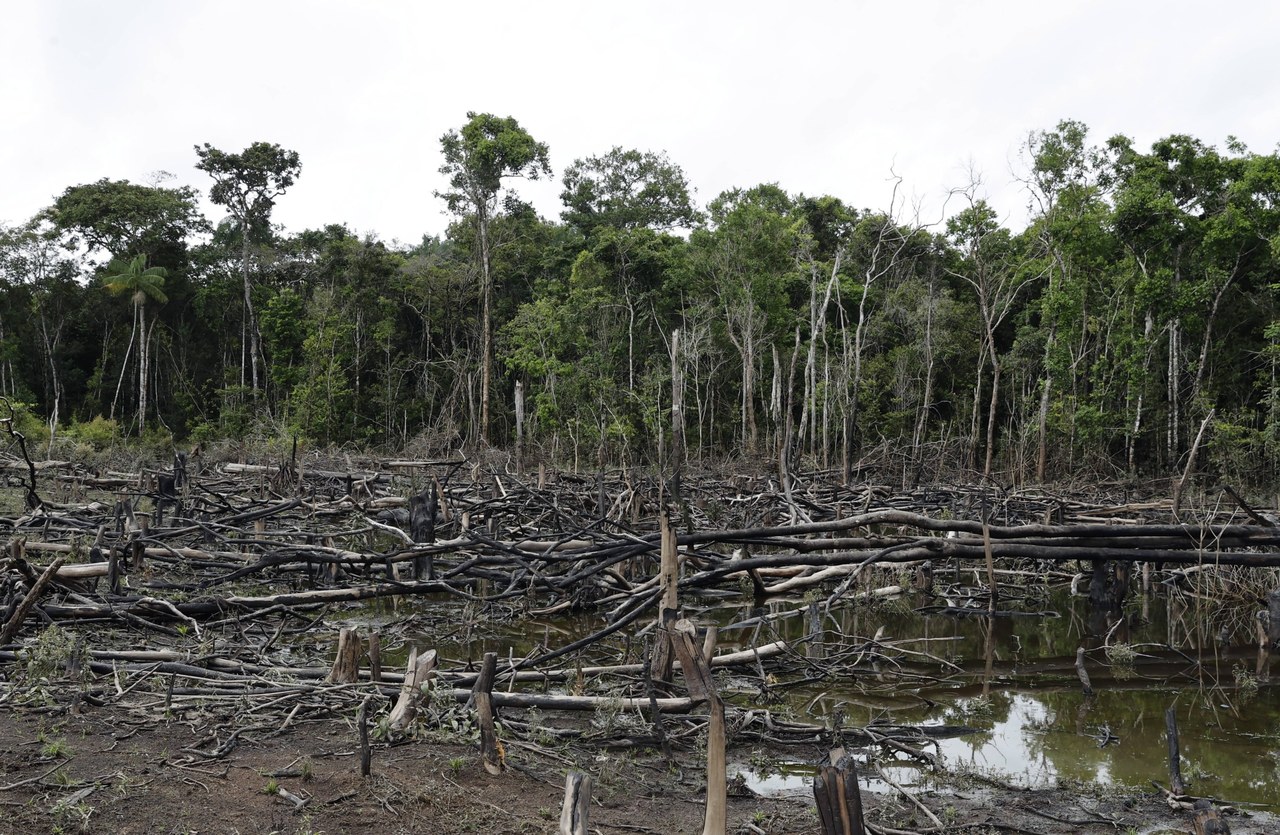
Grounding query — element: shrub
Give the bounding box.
[68,415,120,451]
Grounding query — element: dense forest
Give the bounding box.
[2,116,1279,489]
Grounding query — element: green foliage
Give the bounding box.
[194,142,301,239]
[561,146,701,235]
[2,400,50,445]
[102,255,167,306]
[44,178,206,259]
[438,112,551,213]
[1,119,1279,487]
[67,415,119,450]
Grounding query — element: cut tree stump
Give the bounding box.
[327,627,362,684]
[473,651,504,775]
[814,747,866,835]
[388,648,437,731]
[1192,798,1231,834]
[558,771,591,835]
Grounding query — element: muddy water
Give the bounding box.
[720,586,1280,811]
[360,583,1280,811]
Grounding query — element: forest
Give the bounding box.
[3,116,1279,490]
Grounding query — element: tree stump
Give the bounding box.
[388,648,437,731]
[327,627,362,684]
[814,748,866,835]
[558,771,591,835]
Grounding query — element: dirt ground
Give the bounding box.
[0,697,1272,835]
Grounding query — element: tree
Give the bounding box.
[437,113,550,445]
[101,255,167,435]
[45,178,205,261]
[561,147,701,237]
[692,185,801,452]
[195,141,302,398]
[1021,120,1116,480]
[946,196,1040,477]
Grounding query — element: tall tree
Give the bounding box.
[692,185,800,452]
[437,113,550,445]
[946,197,1039,477]
[44,178,205,261]
[101,255,167,435]
[561,147,700,237]
[195,141,302,399]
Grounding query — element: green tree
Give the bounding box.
[437,112,550,445]
[44,178,205,261]
[561,147,701,237]
[691,185,801,452]
[195,141,302,399]
[101,255,168,435]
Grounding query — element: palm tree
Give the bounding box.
[102,255,167,435]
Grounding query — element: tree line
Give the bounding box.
[2,116,1278,488]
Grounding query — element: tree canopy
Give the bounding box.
[4,118,1280,491]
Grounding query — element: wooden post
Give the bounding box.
[703,698,726,835]
[807,601,824,659]
[368,631,383,683]
[651,517,680,682]
[660,516,679,612]
[388,648,438,731]
[596,470,607,522]
[1166,706,1185,795]
[913,560,933,592]
[327,627,362,684]
[358,697,372,777]
[813,748,866,835]
[409,483,437,580]
[670,620,716,702]
[701,624,718,662]
[474,651,504,775]
[982,519,997,613]
[558,771,591,835]
[131,516,148,571]
[106,546,121,594]
[670,328,686,520]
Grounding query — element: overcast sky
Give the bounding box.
[3,0,1277,247]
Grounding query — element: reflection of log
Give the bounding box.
[1166,706,1185,795]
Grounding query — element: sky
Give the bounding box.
[3,0,1278,247]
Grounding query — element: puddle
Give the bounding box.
[349,583,1280,812]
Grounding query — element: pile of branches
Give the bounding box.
[1,447,1277,755]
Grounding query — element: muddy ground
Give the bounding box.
[0,697,1271,835]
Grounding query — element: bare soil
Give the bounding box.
[0,698,1272,835]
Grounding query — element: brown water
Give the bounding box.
[357,583,1280,812]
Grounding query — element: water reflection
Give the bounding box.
[756,587,1280,810]
[366,584,1280,811]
